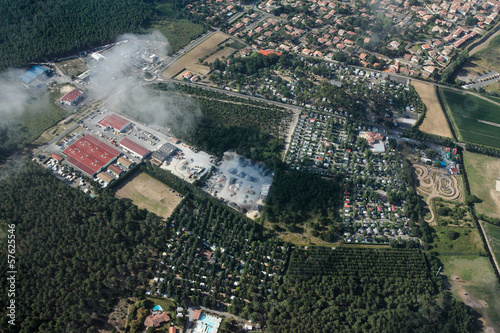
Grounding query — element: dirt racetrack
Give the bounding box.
[412,81,454,139]
[414,164,461,223]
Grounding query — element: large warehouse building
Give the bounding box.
[98,113,132,133]
[61,89,84,105]
[62,135,120,177]
[119,138,151,159]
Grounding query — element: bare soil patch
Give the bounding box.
[204,47,236,64]
[412,81,453,138]
[115,172,183,218]
[56,58,88,77]
[162,32,228,78]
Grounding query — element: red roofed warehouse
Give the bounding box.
[61,89,84,105]
[62,135,120,177]
[98,113,132,133]
[119,138,151,159]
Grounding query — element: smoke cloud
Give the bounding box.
[0,69,49,124]
[89,31,201,136]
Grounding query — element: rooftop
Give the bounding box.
[61,89,83,103]
[119,137,150,158]
[62,135,120,176]
[98,113,131,132]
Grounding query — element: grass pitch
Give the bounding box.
[439,255,500,331]
[463,151,500,219]
[115,172,183,219]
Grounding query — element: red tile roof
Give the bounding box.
[61,89,83,103]
[258,49,282,56]
[108,164,124,176]
[52,153,63,161]
[145,312,170,328]
[193,309,202,320]
[62,135,120,176]
[119,138,150,158]
[98,113,131,132]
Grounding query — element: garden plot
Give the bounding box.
[203,151,274,219]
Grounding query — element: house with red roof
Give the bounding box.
[61,89,84,105]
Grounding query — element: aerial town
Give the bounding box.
[2,0,500,332]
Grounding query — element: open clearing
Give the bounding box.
[463,151,500,219]
[204,47,236,64]
[439,255,500,332]
[440,89,500,148]
[412,81,453,138]
[56,58,88,77]
[162,32,228,78]
[115,171,183,219]
[464,34,500,77]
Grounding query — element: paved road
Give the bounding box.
[156,78,304,113]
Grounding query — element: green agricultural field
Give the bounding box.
[439,255,500,331]
[463,151,500,219]
[429,226,484,254]
[483,222,500,265]
[440,89,500,148]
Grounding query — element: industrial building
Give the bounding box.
[61,89,84,105]
[62,135,120,177]
[97,172,115,186]
[117,156,134,169]
[119,138,151,159]
[98,113,132,133]
[107,164,125,177]
[18,66,52,88]
[151,142,178,163]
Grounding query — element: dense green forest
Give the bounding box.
[154,83,292,167]
[0,0,209,69]
[0,0,150,69]
[266,247,476,332]
[263,169,343,239]
[0,163,164,332]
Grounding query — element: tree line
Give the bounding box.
[0,163,166,332]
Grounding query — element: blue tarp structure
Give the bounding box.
[18,66,48,84]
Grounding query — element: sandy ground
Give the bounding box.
[414,164,461,224]
[204,47,236,64]
[163,32,229,78]
[412,81,454,138]
[115,172,183,219]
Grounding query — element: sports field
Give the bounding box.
[115,171,183,218]
[440,89,500,148]
[463,151,500,219]
[412,81,453,138]
[439,255,500,332]
[162,32,228,78]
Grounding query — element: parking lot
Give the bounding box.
[202,151,274,219]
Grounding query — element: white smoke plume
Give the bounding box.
[89,31,201,136]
